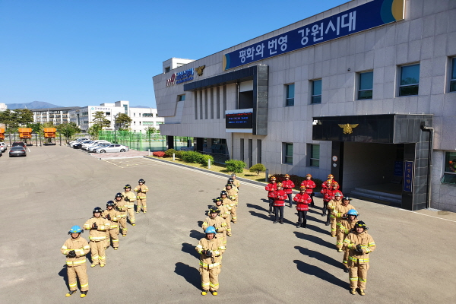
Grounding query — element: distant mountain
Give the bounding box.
[6,101,61,110]
[132,105,152,108]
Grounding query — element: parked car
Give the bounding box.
[12,142,26,148]
[69,138,90,147]
[95,144,129,153]
[88,142,111,153]
[0,142,7,152]
[84,140,110,151]
[73,140,91,149]
[9,146,27,157]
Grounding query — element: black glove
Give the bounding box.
[92,222,98,230]
[106,214,111,221]
[205,250,212,257]
[67,250,76,258]
[356,244,363,253]
[125,197,130,202]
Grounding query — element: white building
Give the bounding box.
[0,103,7,112]
[69,100,164,133]
[153,0,456,212]
[32,107,81,125]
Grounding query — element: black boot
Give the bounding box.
[296,222,301,228]
[302,219,307,228]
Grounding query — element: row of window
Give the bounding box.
[194,85,227,120]
[283,143,320,167]
[285,58,456,106]
[239,138,262,167]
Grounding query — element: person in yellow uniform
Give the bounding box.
[61,225,90,298]
[338,209,359,272]
[333,197,356,251]
[83,207,110,267]
[195,226,226,296]
[225,183,238,223]
[202,206,227,246]
[122,184,137,226]
[102,201,120,250]
[219,191,233,236]
[134,178,149,214]
[230,173,241,191]
[114,193,128,237]
[343,221,376,296]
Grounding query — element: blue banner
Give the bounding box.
[223,0,404,70]
[403,161,413,192]
[394,161,403,176]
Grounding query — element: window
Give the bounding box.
[285,84,295,106]
[450,58,456,92]
[106,112,111,116]
[283,143,293,165]
[358,71,373,100]
[194,91,198,120]
[165,67,170,73]
[311,80,322,104]
[399,64,420,96]
[123,105,128,114]
[257,139,262,164]
[82,112,88,116]
[178,94,186,101]
[309,144,320,167]
[143,121,154,125]
[442,152,456,184]
[240,139,245,161]
[143,113,153,117]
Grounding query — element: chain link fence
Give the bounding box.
[1,133,64,146]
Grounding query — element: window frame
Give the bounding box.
[442,151,456,185]
[309,144,320,167]
[178,94,186,101]
[449,57,456,93]
[398,63,420,97]
[285,83,295,107]
[311,79,322,104]
[283,143,293,165]
[357,71,373,100]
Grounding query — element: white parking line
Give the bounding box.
[27,148,31,152]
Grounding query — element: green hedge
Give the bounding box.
[164,149,177,157]
[178,150,214,167]
[225,159,246,173]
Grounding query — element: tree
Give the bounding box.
[27,123,42,134]
[249,163,266,175]
[15,109,34,125]
[92,111,110,130]
[88,125,101,139]
[145,126,157,134]
[57,122,81,142]
[115,113,132,130]
[0,109,18,130]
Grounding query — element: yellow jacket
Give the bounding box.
[195,237,225,269]
[122,191,136,208]
[102,209,120,229]
[134,185,149,199]
[343,231,376,265]
[61,236,90,267]
[83,217,110,241]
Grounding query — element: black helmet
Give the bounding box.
[209,206,220,214]
[225,183,232,188]
[93,207,103,214]
[124,184,132,189]
[213,197,222,204]
[115,192,123,199]
[354,221,368,230]
[220,190,227,196]
[106,200,115,207]
[139,179,145,184]
[228,178,234,183]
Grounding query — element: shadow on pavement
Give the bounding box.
[189,229,204,240]
[249,210,272,221]
[306,215,325,224]
[197,220,203,228]
[306,223,330,235]
[294,231,335,250]
[246,203,268,212]
[175,262,200,290]
[58,266,69,289]
[293,260,348,289]
[294,245,342,268]
[181,242,200,259]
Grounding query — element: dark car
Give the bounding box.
[12,142,27,148]
[9,146,27,157]
[73,140,91,149]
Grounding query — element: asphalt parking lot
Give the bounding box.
[1,146,456,304]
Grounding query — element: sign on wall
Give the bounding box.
[225,109,253,133]
[223,0,404,70]
[403,161,413,192]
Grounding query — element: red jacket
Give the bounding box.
[273,190,287,207]
[323,189,342,202]
[265,183,277,198]
[293,193,311,211]
[281,180,295,194]
[301,180,316,194]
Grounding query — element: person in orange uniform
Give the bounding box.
[301,174,316,207]
[320,180,333,217]
[293,186,311,228]
[282,174,295,208]
[265,176,277,215]
[322,174,337,190]
[61,225,90,298]
[272,182,287,224]
[343,221,376,296]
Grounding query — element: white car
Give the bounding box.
[69,138,90,147]
[0,142,7,152]
[95,144,129,153]
[82,140,109,150]
[88,142,111,153]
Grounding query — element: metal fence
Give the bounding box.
[1,133,63,146]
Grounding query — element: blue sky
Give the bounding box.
[0,0,348,108]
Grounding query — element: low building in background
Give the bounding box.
[32,107,81,125]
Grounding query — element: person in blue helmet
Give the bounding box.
[60,225,90,298]
[195,226,226,296]
[337,207,359,272]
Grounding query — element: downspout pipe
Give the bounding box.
[420,123,434,209]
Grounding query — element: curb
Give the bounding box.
[143,156,323,196]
